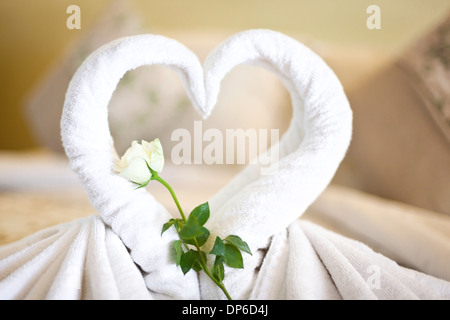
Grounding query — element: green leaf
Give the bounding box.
[174,219,183,232]
[214,254,224,267]
[173,240,183,266]
[212,256,225,282]
[184,227,210,247]
[196,227,210,246]
[179,202,209,241]
[178,215,203,240]
[161,219,175,236]
[223,244,243,269]
[188,202,210,226]
[192,251,206,272]
[224,235,252,255]
[210,236,225,256]
[180,250,197,274]
[192,260,202,272]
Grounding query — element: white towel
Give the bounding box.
[307,185,450,283]
[195,30,450,299]
[61,34,205,299]
[0,215,151,299]
[1,29,449,299]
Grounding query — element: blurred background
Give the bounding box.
[1,0,449,150]
[0,0,449,245]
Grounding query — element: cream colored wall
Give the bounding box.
[0,0,449,150]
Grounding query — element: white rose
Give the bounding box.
[141,139,164,173]
[113,139,164,185]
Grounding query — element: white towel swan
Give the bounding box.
[0,29,449,300]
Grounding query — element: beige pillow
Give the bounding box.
[335,14,450,215]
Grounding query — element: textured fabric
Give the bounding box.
[0,215,151,299]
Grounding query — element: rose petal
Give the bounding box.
[119,157,151,185]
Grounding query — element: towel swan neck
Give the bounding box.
[203,30,352,250]
[61,34,206,299]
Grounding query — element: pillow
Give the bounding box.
[335,14,450,216]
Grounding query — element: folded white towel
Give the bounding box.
[307,184,450,283]
[198,29,353,298]
[0,215,151,299]
[61,34,204,299]
[0,29,449,300]
[196,30,449,299]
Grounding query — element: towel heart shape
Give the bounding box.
[61,29,352,299]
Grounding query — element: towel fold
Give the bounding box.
[0,29,449,299]
[0,215,151,299]
[236,220,450,300]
